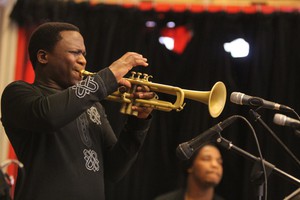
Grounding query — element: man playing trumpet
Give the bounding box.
[1,22,154,200]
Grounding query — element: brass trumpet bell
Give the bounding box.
[182,82,227,118]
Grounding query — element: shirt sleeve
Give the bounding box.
[1,68,118,132]
[103,115,152,182]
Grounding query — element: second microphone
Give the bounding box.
[176,115,238,160]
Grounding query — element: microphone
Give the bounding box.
[230,92,292,112]
[176,115,238,160]
[273,113,300,129]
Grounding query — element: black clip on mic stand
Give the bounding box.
[215,136,300,198]
[0,160,25,200]
[0,169,11,200]
[250,159,273,200]
[249,109,300,169]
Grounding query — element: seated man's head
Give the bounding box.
[186,144,223,188]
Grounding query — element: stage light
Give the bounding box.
[159,36,174,50]
[224,38,249,58]
[145,21,156,28]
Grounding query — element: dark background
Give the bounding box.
[10,1,300,199]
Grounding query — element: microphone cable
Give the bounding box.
[290,108,300,120]
[216,115,268,200]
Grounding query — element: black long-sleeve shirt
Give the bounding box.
[1,68,152,200]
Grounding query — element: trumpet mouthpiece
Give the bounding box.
[81,70,96,76]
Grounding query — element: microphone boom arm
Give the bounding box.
[249,109,300,169]
[216,136,300,187]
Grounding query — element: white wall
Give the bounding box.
[0,0,18,165]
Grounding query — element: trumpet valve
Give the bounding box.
[136,72,142,79]
[130,71,136,79]
[142,73,148,80]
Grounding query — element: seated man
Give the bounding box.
[154,143,225,200]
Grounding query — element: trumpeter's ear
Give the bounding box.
[37,50,48,64]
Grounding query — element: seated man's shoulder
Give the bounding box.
[214,193,226,200]
[154,189,225,200]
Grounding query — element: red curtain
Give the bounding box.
[129,2,299,14]
[161,26,192,54]
[14,27,35,82]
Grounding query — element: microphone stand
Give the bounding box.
[249,109,300,169]
[216,135,300,188]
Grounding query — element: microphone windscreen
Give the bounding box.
[273,113,286,126]
[176,142,192,160]
[230,92,243,105]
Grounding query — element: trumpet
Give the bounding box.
[81,70,227,118]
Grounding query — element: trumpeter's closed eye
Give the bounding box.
[68,50,86,57]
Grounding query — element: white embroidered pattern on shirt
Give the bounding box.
[87,106,101,125]
[83,149,100,172]
[72,76,99,98]
[77,113,92,148]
